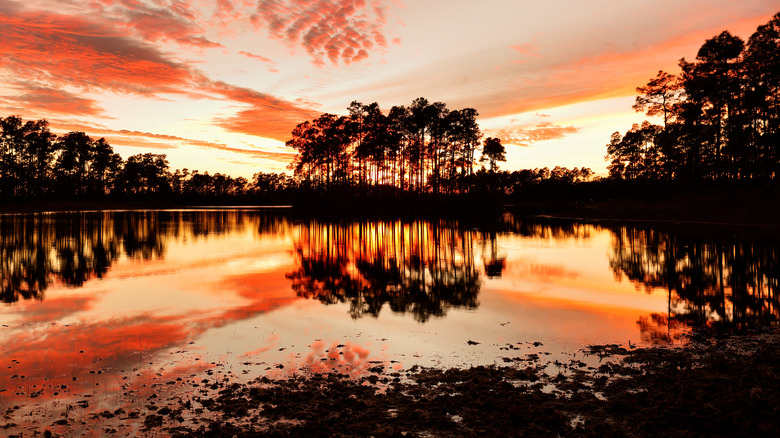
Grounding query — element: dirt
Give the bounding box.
[11,326,776,437]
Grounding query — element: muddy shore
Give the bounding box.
[9,326,776,437]
[166,327,780,437]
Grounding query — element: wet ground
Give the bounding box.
[4,326,778,437]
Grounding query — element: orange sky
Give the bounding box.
[0,0,777,177]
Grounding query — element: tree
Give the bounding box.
[285,98,488,195]
[744,12,780,179]
[22,119,58,197]
[0,116,25,197]
[606,122,663,180]
[608,14,780,183]
[679,31,745,179]
[119,153,171,195]
[89,138,123,196]
[54,132,95,197]
[480,137,506,172]
[634,70,680,127]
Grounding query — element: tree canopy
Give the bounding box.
[286,98,489,194]
[607,13,780,182]
[0,116,292,203]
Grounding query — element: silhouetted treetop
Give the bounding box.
[609,12,780,182]
[285,98,498,195]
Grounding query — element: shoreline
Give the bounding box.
[3,196,780,227]
[11,326,777,437]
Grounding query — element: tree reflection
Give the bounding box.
[610,225,780,341]
[0,210,290,302]
[287,219,481,322]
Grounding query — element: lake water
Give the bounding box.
[0,209,778,432]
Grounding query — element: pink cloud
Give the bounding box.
[0,10,194,97]
[0,7,318,142]
[491,13,777,118]
[0,83,104,116]
[208,81,321,141]
[48,122,297,161]
[510,43,541,58]
[85,0,222,48]
[239,50,274,63]
[251,0,393,66]
[493,122,580,147]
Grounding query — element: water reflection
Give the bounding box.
[2,209,780,433]
[0,210,288,302]
[610,225,780,342]
[1,210,778,337]
[287,219,481,322]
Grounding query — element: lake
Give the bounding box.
[0,209,778,433]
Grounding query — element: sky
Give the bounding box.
[0,0,778,178]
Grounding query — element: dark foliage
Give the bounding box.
[607,13,780,183]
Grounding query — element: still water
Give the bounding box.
[0,209,778,429]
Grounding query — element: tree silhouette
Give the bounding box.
[608,13,780,183]
[285,98,490,196]
[481,137,506,172]
[118,153,171,195]
[634,70,680,128]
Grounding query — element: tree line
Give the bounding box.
[286,98,508,194]
[0,115,294,202]
[1,112,595,206]
[607,12,780,182]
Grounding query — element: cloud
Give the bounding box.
[48,123,297,162]
[0,10,194,97]
[16,294,96,324]
[194,271,300,331]
[0,314,196,395]
[239,50,274,63]
[333,8,777,122]
[251,0,393,66]
[0,83,104,116]
[80,0,222,48]
[493,122,580,147]
[510,43,541,58]
[209,81,321,141]
[0,8,318,143]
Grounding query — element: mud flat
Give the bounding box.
[5,327,776,437]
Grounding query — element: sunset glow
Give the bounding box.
[0,1,776,177]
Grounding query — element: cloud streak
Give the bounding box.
[0,83,104,117]
[493,122,580,147]
[50,123,297,162]
[208,81,321,141]
[0,10,193,96]
[0,7,320,145]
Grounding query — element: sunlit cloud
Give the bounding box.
[48,123,297,162]
[196,271,300,329]
[209,81,321,141]
[492,122,580,147]
[492,13,776,118]
[250,0,394,66]
[16,295,96,324]
[510,42,541,59]
[239,50,274,63]
[1,0,777,176]
[0,10,194,97]
[80,0,222,48]
[0,83,104,117]
[0,314,195,393]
